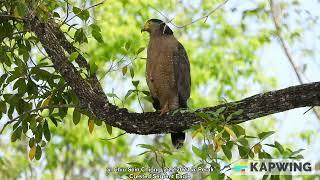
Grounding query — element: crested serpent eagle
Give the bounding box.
[141,19,191,149]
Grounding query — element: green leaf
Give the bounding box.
[94,118,102,126]
[53,12,60,18]
[132,80,139,87]
[122,66,127,76]
[35,123,43,143]
[35,145,42,160]
[73,109,81,125]
[210,171,219,180]
[215,106,226,115]
[105,123,112,135]
[30,68,52,81]
[90,24,101,32]
[274,141,284,154]
[143,96,153,103]
[141,91,150,96]
[29,117,37,132]
[137,144,155,151]
[43,120,51,141]
[0,74,8,85]
[74,28,88,44]
[226,141,233,149]
[0,101,7,114]
[238,138,249,146]
[22,118,28,133]
[69,52,79,61]
[136,47,145,55]
[16,2,28,17]
[11,126,22,142]
[270,175,280,180]
[127,162,143,167]
[192,145,205,159]
[27,79,38,96]
[4,94,19,105]
[289,148,305,157]
[8,105,14,119]
[29,138,35,148]
[258,131,275,141]
[238,145,249,158]
[262,174,270,180]
[89,61,98,76]
[92,30,104,43]
[80,9,90,21]
[125,41,131,51]
[258,151,272,159]
[232,109,244,116]
[73,7,81,15]
[289,154,304,160]
[232,124,246,137]
[129,67,134,78]
[49,116,58,127]
[125,90,134,99]
[283,175,292,180]
[222,145,232,160]
[73,7,90,21]
[41,140,46,147]
[0,52,11,66]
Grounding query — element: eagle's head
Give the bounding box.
[141,19,173,35]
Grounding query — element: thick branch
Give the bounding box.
[21,14,320,135]
[48,23,105,96]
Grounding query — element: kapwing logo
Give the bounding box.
[232,162,249,172]
[231,160,318,175]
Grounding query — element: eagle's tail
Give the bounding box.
[153,96,186,149]
[171,132,185,149]
[171,98,187,149]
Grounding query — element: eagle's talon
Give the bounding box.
[159,108,169,116]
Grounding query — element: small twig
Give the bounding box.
[136,91,144,113]
[0,104,76,134]
[303,107,313,115]
[150,0,229,29]
[65,0,107,24]
[269,0,320,120]
[269,0,303,83]
[61,0,70,25]
[100,132,126,141]
[0,14,24,22]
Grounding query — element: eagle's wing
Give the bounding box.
[173,42,191,108]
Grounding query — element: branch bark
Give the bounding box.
[1,13,320,135]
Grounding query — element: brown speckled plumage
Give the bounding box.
[142,19,191,149]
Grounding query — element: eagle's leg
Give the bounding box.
[159,101,169,116]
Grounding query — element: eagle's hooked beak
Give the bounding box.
[141,21,150,33]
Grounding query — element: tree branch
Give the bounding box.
[0,104,75,134]
[0,13,24,23]
[269,0,303,83]
[151,0,229,29]
[18,12,320,135]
